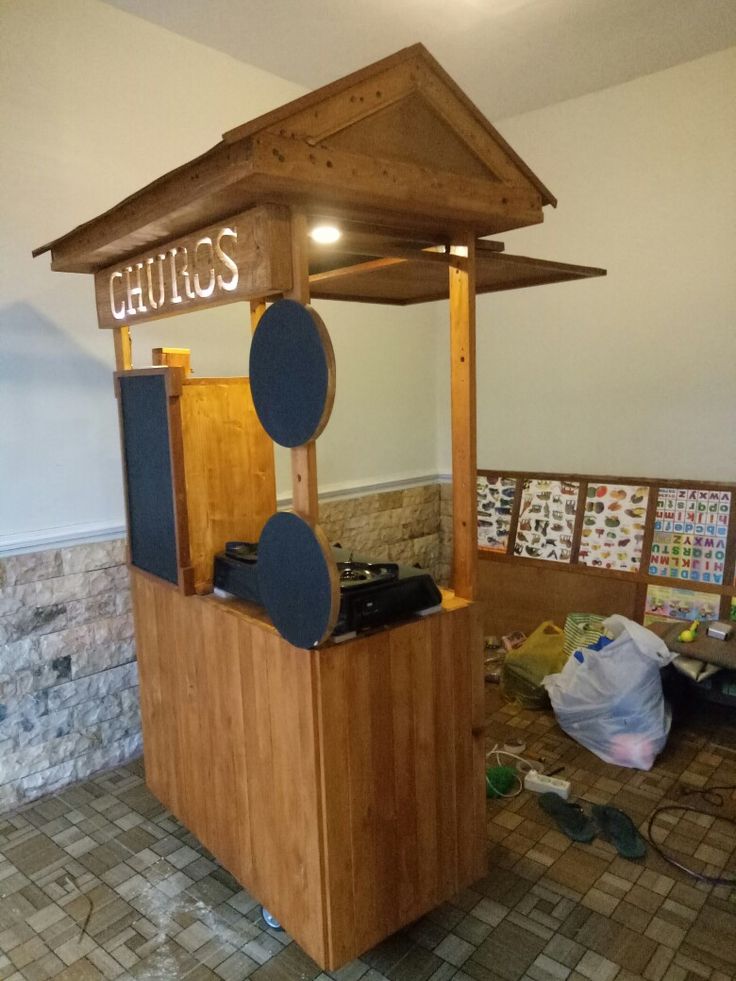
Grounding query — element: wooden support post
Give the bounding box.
[152,347,192,376]
[287,210,320,526]
[250,298,267,334]
[112,325,132,371]
[449,240,477,600]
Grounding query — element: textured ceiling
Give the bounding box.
[101,0,736,119]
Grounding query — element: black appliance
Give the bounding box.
[213,542,442,639]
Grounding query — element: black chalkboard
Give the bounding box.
[118,373,179,585]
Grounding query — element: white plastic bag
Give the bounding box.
[543,615,676,770]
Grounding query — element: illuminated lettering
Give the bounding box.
[193,237,215,298]
[109,271,125,320]
[216,228,238,291]
[125,264,147,315]
[146,255,166,310]
[101,217,252,326]
[169,249,182,304]
[178,246,196,300]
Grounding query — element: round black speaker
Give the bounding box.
[249,300,335,448]
[258,512,339,648]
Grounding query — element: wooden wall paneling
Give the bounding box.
[478,560,640,637]
[203,606,249,877]
[131,574,329,964]
[170,585,213,844]
[448,604,477,886]
[237,621,279,907]
[130,573,180,815]
[432,612,461,898]
[312,649,357,968]
[386,622,434,922]
[132,571,483,969]
[179,377,276,591]
[263,628,327,957]
[449,241,477,599]
[313,605,482,967]
[339,630,397,950]
[410,620,446,902]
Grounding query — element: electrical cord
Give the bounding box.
[484,744,540,799]
[646,784,736,887]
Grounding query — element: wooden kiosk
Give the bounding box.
[34,45,604,968]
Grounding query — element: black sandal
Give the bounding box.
[538,793,596,843]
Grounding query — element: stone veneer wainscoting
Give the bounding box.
[0,540,139,815]
[0,481,449,813]
[319,482,442,575]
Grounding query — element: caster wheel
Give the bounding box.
[261,907,283,931]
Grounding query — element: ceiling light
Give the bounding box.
[309,224,341,245]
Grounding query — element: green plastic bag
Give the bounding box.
[502,621,567,709]
[563,612,605,657]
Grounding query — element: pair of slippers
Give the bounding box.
[539,793,646,859]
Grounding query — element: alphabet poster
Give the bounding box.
[649,488,731,585]
[477,474,516,552]
[578,483,649,573]
[514,479,578,562]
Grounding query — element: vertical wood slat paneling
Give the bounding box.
[131,570,483,970]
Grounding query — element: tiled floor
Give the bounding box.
[0,684,734,981]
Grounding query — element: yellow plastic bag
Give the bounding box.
[502,621,566,709]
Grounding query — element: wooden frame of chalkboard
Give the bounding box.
[114,367,194,592]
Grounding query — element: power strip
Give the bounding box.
[523,770,571,800]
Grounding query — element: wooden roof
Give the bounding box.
[308,242,605,305]
[34,44,557,276]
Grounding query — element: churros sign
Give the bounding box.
[94,205,291,328]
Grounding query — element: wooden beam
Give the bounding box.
[310,256,407,285]
[248,134,544,234]
[287,209,320,526]
[449,240,477,600]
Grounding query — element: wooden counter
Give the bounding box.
[131,569,485,968]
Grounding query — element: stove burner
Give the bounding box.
[338,561,399,587]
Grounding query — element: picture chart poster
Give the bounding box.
[514,478,578,562]
[649,487,731,585]
[645,585,720,622]
[477,474,516,552]
[579,483,649,573]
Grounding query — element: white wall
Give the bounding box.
[436,47,736,483]
[0,0,439,550]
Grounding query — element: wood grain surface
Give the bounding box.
[131,570,484,969]
[179,377,276,592]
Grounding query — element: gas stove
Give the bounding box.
[213,542,442,639]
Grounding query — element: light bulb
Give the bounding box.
[309,225,341,245]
